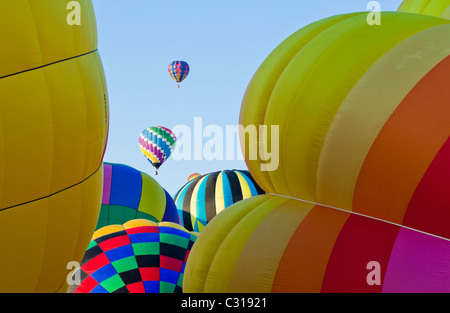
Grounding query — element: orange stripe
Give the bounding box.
[353,55,450,224]
[271,205,349,292]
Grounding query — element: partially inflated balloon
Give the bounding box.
[174,170,265,232]
[71,219,198,293]
[139,126,176,174]
[187,173,201,182]
[184,194,450,292]
[97,163,180,230]
[398,0,450,19]
[0,0,108,292]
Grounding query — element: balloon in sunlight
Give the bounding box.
[184,12,450,293]
[96,162,180,230]
[168,60,190,87]
[174,170,265,232]
[0,0,108,292]
[70,220,198,293]
[398,0,450,19]
[187,173,201,182]
[139,126,176,175]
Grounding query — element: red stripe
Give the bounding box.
[139,267,160,281]
[74,275,98,293]
[98,235,131,251]
[126,281,146,293]
[161,255,183,272]
[81,253,110,274]
[403,137,450,239]
[321,214,400,293]
[126,226,158,235]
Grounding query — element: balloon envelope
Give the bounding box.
[139,126,176,172]
[97,162,180,230]
[174,170,265,232]
[71,220,198,293]
[0,0,108,292]
[168,60,190,83]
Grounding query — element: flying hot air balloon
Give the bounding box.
[168,61,190,87]
[139,126,176,175]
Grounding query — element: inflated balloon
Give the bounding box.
[398,0,450,19]
[184,194,450,292]
[185,12,450,293]
[139,126,176,175]
[70,219,198,293]
[239,11,450,237]
[174,170,265,232]
[187,173,201,182]
[168,60,190,87]
[97,163,180,230]
[0,0,108,292]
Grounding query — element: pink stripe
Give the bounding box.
[382,228,450,292]
[102,163,112,204]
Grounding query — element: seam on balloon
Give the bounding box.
[268,192,450,242]
[0,49,98,80]
[0,164,102,212]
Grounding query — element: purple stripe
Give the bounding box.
[382,228,450,292]
[102,163,113,204]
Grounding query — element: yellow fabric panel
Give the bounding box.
[0,0,107,293]
[235,171,252,199]
[138,172,166,221]
[316,23,450,212]
[0,0,97,78]
[398,0,450,19]
[203,195,288,292]
[215,172,225,214]
[190,175,207,221]
[124,219,158,229]
[0,199,48,292]
[0,51,108,208]
[0,166,102,292]
[239,13,362,194]
[264,12,446,201]
[230,199,314,292]
[92,224,125,240]
[183,195,269,292]
[36,166,103,293]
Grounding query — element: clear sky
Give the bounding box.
[92,0,402,196]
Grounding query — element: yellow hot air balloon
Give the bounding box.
[185,11,450,293]
[0,0,108,292]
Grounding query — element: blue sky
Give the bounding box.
[92,0,402,196]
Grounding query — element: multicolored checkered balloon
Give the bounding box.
[139,126,176,175]
[70,220,198,293]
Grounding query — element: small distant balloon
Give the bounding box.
[168,60,189,87]
[187,173,201,182]
[139,126,176,175]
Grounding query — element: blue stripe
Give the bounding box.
[90,263,117,283]
[109,164,142,210]
[128,232,160,243]
[236,170,258,196]
[195,176,208,226]
[104,244,134,262]
[221,173,234,208]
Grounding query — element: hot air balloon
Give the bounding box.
[70,219,198,293]
[0,0,108,292]
[97,162,180,230]
[187,173,201,182]
[184,12,450,293]
[139,126,176,175]
[174,170,265,232]
[168,60,190,88]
